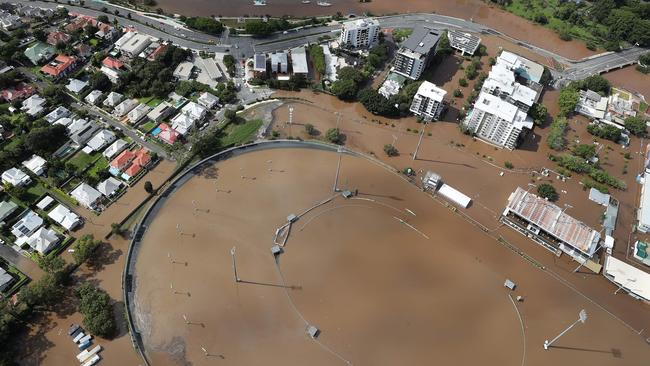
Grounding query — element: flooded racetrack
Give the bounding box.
[130,143,649,365]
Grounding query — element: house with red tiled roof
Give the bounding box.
[40,55,76,78]
[46,31,71,46]
[147,43,168,61]
[121,163,142,180]
[95,22,117,40]
[157,123,181,145]
[64,14,97,33]
[109,149,136,176]
[1,83,35,102]
[102,57,124,70]
[132,148,151,167]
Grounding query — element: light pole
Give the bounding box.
[413,120,428,161]
[544,309,588,350]
[231,246,240,283]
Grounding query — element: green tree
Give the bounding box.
[537,183,559,201]
[36,255,66,274]
[325,128,342,144]
[572,144,596,159]
[19,273,64,309]
[72,234,101,265]
[357,88,398,116]
[528,103,548,126]
[546,117,568,151]
[25,125,68,156]
[330,79,358,101]
[383,144,398,157]
[624,116,648,137]
[558,87,579,116]
[76,284,116,338]
[144,181,153,194]
[304,123,317,136]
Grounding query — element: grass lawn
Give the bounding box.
[392,28,413,42]
[221,119,263,146]
[140,96,163,107]
[139,121,157,133]
[67,151,99,171]
[23,181,48,204]
[87,157,109,178]
[640,101,649,114]
[89,38,99,47]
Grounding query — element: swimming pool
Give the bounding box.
[151,127,162,136]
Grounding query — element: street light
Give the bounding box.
[544,309,587,350]
[231,246,240,283]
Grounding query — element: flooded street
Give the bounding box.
[155,0,595,59]
[131,146,649,365]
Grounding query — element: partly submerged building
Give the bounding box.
[409,81,446,121]
[447,30,481,56]
[393,27,441,80]
[502,187,600,260]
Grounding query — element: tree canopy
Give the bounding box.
[184,17,224,35]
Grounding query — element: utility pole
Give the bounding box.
[544,309,587,350]
[413,120,428,160]
[231,246,240,283]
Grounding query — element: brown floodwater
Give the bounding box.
[131,146,649,365]
[156,0,595,59]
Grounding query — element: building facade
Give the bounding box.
[339,18,380,49]
[409,81,447,121]
[392,27,441,80]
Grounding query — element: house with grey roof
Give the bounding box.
[24,42,55,65]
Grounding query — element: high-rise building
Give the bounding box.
[462,92,533,150]
[393,27,441,80]
[339,18,380,49]
[409,81,447,121]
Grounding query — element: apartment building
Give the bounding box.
[339,18,380,49]
[393,27,441,80]
[409,81,447,121]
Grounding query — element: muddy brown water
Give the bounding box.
[131,146,649,365]
[156,0,595,59]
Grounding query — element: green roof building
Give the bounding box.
[24,42,55,65]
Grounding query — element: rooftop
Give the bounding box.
[414,81,446,102]
[401,27,441,55]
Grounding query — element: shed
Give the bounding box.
[287,214,297,223]
[342,190,353,198]
[504,279,516,290]
[437,184,471,208]
[306,325,319,338]
[36,196,55,210]
[271,245,283,256]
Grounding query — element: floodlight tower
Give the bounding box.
[288,106,294,125]
[543,309,588,350]
[412,120,428,160]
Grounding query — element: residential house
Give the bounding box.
[103,139,128,159]
[48,204,82,231]
[109,150,136,176]
[96,177,123,198]
[40,54,77,79]
[36,196,54,211]
[447,30,481,56]
[101,56,125,83]
[146,43,168,62]
[26,227,60,254]
[157,123,181,145]
[2,167,31,187]
[575,89,608,120]
[103,91,124,108]
[338,18,380,49]
[127,103,152,125]
[147,101,175,123]
[171,101,207,135]
[21,94,46,116]
[378,72,407,98]
[0,200,18,223]
[70,183,103,210]
[0,11,22,31]
[45,106,71,124]
[393,27,441,80]
[173,61,194,81]
[0,267,14,293]
[46,31,71,46]
[66,79,88,94]
[85,90,103,105]
[114,98,139,118]
[290,46,308,76]
[75,43,93,58]
[462,92,533,150]
[607,91,637,125]
[54,117,73,128]
[11,211,43,246]
[181,101,207,121]
[22,155,47,176]
[95,22,117,40]
[17,5,54,19]
[409,81,447,121]
[85,129,116,152]
[120,33,154,58]
[0,83,34,102]
[64,13,96,32]
[24,42,55,65]
[197,92,219,109]
[113,31,136,50]
[121,148,151,181]
[67,118,100,146]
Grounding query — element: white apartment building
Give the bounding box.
[481,62,540,112]
[462,92,533,150]
[409,81,447,121]
[339,18,380,49]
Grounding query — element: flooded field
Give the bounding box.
[131,145,648,365]
[155,0,595,59]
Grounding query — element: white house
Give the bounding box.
[197,92,219,109]
[22,155,47,176]
[97,177,123,198]
[103,91,124,108]
[85,129,116,152]
[114,98,139,117]
[26,227,60,254]
[147,101,175,123]
[45,106,71,124]
[2,167,32,187]
[48,204,82,231]
[103,139,128,159]
[181,101,207,121]
[127,103,152,125]
[66,79,88,94]
[85,90,103,105]
[70,183,103,210]
[21,94,47,116]
[170,112,195,136]
[173,61,194,81]
[67,118,100,146]
[11,211,43,246]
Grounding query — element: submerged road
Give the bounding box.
[10,0,649,83]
